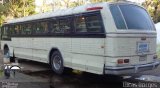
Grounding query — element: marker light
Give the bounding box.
[124,59,130,63]
[86,7,103,11]
[117,59,124,64]
[117,59,130,64]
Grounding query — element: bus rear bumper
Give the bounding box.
[104,61,160,75]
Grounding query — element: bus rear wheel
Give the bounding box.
[51,51,64,75]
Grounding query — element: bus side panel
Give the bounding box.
[48,38,72,67]
[12,38,33,60]
[71,38,105,74]
[32,38,48,63]
[32,38,72,65]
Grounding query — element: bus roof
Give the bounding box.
[6,1,138,24]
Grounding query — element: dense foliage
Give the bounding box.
[142,0,160,23]
[0,0,35,25]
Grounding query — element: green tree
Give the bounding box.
[0,0,35,25]
[0,3,9,25]
[70,0,86,7]
[90,0,113,3]
[142,0,160,23]
[5,0,35,17]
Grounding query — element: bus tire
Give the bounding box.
[51,51,64,75]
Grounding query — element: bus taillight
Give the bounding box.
[117,59,129,64]
[117,59,124,64]
[124,59,130,63]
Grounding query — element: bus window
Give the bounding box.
[1,26,4,39]
[119,5,154,30]
[21,24,26,35]
[35,21,48,34]
[110,4,154,30]
[14,25,21,35]
[9,25,15,35]
[75,13,103,33]
[36,22,42,34]
[1,25,10,40]
[42,22,49,33]
[75,16,87,32]
[50,19,59,33]
[25,24,32,35]
[110,5,127,29]
[32,22,37,34]
[59,18,71,33]
[85,15,102,32]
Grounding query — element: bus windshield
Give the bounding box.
[110,4,155,30]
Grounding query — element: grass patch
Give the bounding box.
[72,70,83,75]
[0,70,3,77]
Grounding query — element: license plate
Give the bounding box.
[137,42,149,53]
[139,56,146,61]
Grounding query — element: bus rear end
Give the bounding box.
[104,3,159,75]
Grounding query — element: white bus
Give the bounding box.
[1,2,159,75]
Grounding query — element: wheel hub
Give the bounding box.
[53,55,61,70]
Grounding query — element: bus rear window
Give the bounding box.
[110,4,154,30]
[110,5,127,29]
